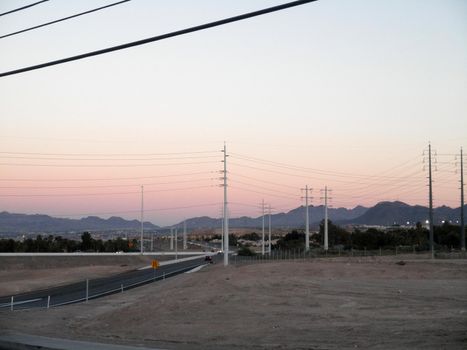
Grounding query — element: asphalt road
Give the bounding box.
[0,255,217,311]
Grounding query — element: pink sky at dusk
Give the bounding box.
[0,0,466,226]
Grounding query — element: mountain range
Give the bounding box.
[174,201,466,230]
[0,201,465,234]
[174,205,368,230]
[0,212,158,234]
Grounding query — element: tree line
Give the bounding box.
[275,220,465,251]
[0,232,139,253]
[1,221,464,253]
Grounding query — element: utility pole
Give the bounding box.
[460,147,465,251]
[324,186,328,251]
[175,228,178,259]
[262,199,265,256]
[170,228,174,250]
[320,186,331,251]
[151,232,154,252]
[221,214,224,252]
[428,143,434,259]
[183,220,187,250]
[219,207,224,252]
[140,185,144,254]
[268,204,272,254]
[222,142,229,266]
[301,185,312,252]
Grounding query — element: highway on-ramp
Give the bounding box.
[0,255,216,311]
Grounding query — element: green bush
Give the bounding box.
[237,246,256,256]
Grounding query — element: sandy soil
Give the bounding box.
[1,256,467,349]
[0,255,156,296]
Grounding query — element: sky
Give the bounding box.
[0,0,466,226]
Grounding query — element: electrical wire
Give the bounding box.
[0,160,218,167]
[229,171,298,190]
[0,177,214,189]
[0,0,131,40]
[0,150,218,156]
[0,170,215,182]
[230,161,423,189]
[230,185,297,200]
[0,184,215,197]
[0,155,220,161]
[0,0,48,17]
[231,153,422,180]
[0,0,317,77]
[52,202,221,217]
[229,178,297,198]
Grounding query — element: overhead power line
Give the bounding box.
[229,178,297,198]
[0,0,131,40]
[0,0,318,78]
[51,202,220,217]
[0,160,218,167]
[0,177,213,189]
[0,184,215,197]
[0,0,49,17]
[231,153,421,180]
[0,155,219,161]
[0,170,214,182]
[230,185,297,201]
[0,150,217,156]
[229,171,298,190]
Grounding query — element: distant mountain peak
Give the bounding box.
[0,211,159,234]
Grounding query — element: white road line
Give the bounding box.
[185,264,208,274]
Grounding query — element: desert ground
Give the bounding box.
[0,255,174,296]
[1,255,466,349]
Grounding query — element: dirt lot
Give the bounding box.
[1,256,467,349]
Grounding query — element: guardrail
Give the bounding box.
[1,261,207,311]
